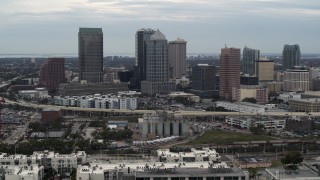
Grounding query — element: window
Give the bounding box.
[207,178,221,180]
[171,178,185,180]
[154,178,168,180]
[189,178,203,180]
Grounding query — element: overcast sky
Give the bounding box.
[0,0,319,55]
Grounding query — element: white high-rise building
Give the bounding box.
[284,69,309,92]
[141,29,176,95]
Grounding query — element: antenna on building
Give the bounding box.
[225,44,227,48]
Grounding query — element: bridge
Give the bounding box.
[4,98,317,118]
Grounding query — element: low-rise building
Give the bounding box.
[41,108,62,124]
[278,92,301,102]
[58,82,129,96]
[0,150,87,176]
[225,116,285,130]
[0,165,44,180]
[288,98,320,112]
[77,161,249,180]
[216,101,266,114]
[54,95,137,110]
[225,117,253,129]
[157,148,221,163]
[18,88,49,99]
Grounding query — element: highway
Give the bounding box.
[4,98,317,117]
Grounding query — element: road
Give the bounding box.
[4,98,317,117]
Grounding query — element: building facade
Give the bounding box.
[220,47,241,100]
[133,28,156,89]
[256,58,274,82]
[58,82,128,96]
[39,58,65,90]
[78,28,103,83]
[168,38,187,79]
[141,30,176,95]
[282,44,301,70]
[284,69,309,92]
[242,46,260,76]
[139,111,189,139]
[192,64,216,91]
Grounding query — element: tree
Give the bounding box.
[242,97,257,104]
[281,151,304,168]
[250,124,265,134]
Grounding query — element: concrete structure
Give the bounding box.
[256,58,274,82]
[78,28,103,83]
[284,69,309,92]
[157,148,221,163]
[41,108,62,124]
[225,116,253,129]
[220,47,241,100]
[58,82,128,96]
[54,95,137,110]
[39,58,65,91]
[282,44,301,70]
[168,92,200,103]
[140,111,189,139]
[256,87,268,105]
[289,98,320,112]
[77,161,249,180]
[18,88,49,99]
[264,166,320,180]
[0,150,87,176]
[278,92,301,102]
[0,165,44,180]
[216,101,266,114]
[266,81,284,93]
[176,76,190,88]
[226,116,285,130]
[254,117,286,130]
[238,86,268,104]
[141,30,176,95]
[168,38,187,79]
[242,46,260,76]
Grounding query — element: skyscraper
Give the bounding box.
[40,58,65,91]
[78,28,103,83]
[220,47,241,100]
[256,58,274,82]
[282,44,301,70]
[168,38,187,79]
[192,64,216,91]
[242,46,260,75]
[141,30,176,95]
[135,28,156,82]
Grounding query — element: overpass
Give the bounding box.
[4,98,317,118]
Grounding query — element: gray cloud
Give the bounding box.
[0,0,319,54]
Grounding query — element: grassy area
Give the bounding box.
[188,130,274,145]
[271,160,282,167]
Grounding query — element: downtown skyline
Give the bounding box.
[0,0,319,55]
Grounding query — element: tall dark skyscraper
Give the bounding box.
[282,44,301,71]
[192,64,216,91]
[135,28,156,82]
[242,46,260,75]
[40,58,65,90]
[220,47,241,100]
[78,28,103,83]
